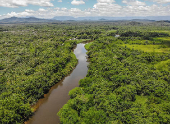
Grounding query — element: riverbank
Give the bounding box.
[26,43,89,124]
[0,39,79,124]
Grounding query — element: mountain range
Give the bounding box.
[0,16,170,24]
[0,17,57,24]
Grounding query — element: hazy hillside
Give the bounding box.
[0,17,58,24]
[1,16,170,23]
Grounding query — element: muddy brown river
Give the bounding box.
[26,43,89,124]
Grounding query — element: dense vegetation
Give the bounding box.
[0,25,81,123]
[58,22,170,124]
[0,23,102,123]
[0,21,170,123]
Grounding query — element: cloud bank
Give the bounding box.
[0,0,170,19]
[0,0,54,8]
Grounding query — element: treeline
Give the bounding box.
[58,30,170,123]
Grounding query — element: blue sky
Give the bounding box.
[0,0,170,19]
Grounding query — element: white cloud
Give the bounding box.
[154,0,170,3]
[38,8,47,12]
[1,0,170,20]
[58,0,62,2]
[123,0,146,6]
[5,11,32,18]
[70,8,82,13]
[97,0,115,3]
[71,0,85,5]
[0,0,54,8]
[25,9,35,13]
[92,0,122,16]
[61,8,67,11]
[121,4,170,16]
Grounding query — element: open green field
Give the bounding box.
[150,30,170,35]
[121,44,170,53]
[153,37,170,44]
[155,59,170,71]
[126,40,154,45]
[155,37,170,41]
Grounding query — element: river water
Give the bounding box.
[26,43,89,124]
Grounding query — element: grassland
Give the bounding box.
[154,37,170,41]
[150,30,170,35]
[155,59,170,71]
[121,44,170,53]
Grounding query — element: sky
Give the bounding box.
[0,0,170,19]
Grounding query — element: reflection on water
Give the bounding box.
[26,43,89,124]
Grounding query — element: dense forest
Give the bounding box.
[58,22,170,123]
[0,21,170,123]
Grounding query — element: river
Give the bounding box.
[26,43,89,124]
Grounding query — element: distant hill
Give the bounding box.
[146,16,170,21]
[53,16,170,21]
[127,21,143,26]
[0,17,58,24]
[131,19,155,22]
[0,16,170,24]
[53,16,75,21]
